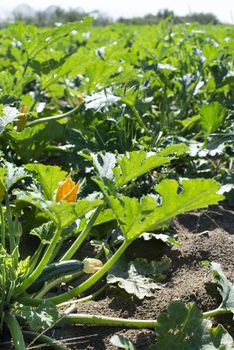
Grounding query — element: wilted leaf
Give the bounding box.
[110,335,136,350]
[107,256,171,299]
[204,261,234,315]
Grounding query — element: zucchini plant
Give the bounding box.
[0,146,232,349]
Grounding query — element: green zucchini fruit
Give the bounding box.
[27,260,84,293]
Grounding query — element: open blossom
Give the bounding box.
[55,174,80,203]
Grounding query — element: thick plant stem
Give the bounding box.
[27,105,80,127]
[15,296,43,307]
[23,330,69,350]
[60,206,102,261]
[5,313,26,350]
[14,227,62,295]
[28,243,44,273]
[48,240,129,305]
[0,203,5,247]
[203,308,232,318]
[122,98,150,135]
[130,106,150,135]
[60,313,158,328]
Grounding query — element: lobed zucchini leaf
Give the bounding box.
[14,187,103,229]
[113,144,189,187]
[18,301,59,331]
[30,221,55,245]
[25,164,67,201]
[199,102,226,135]
[152,301,234,350]
[49,198,103,229]
[4,162,27,190]
[108,179,223,242]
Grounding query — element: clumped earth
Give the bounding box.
[52,204,234,349]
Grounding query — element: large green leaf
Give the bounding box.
[108,179,223,242]
[25,164,67,200]
[199,102,226,135]
[19,301,59,331]
[64,208,115,238]
[4,162,27,190]
[49,199,103,229]
[30,221,55,245]
[113,144,189,187]
[152,301,234,350]
[14,188,102,229]
[13,187,52,213]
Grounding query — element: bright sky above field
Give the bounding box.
[0,0,233,23]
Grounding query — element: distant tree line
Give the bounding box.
[13,7,220,27]
[13,7,112,26]
[119,10,220,25]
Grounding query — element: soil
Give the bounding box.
[51,204,234,350]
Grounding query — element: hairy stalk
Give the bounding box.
[5,313,26,350]
[14,227,62,295]
[49,241,63,264]
[15,296,43,307]
[27,105,80,127]
[60,313,158,328]
[60,206,102,261]
[28,244,44,274]
[48,240,129,304]
[203,308,232,318]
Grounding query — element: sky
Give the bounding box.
[0,0,233,23]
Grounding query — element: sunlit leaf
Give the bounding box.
[113,145,188,187]
[108,179,223,242]
[25,164,67,200]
